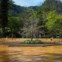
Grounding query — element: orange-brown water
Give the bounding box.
[0,45,62,62]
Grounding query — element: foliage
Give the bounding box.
[41,0,62,13]
[46,11,62,34]
[8,16,21,33]
[21,40,43,44]
[21,8,39,39]
[0,0,62,38]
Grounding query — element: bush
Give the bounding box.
[21,40,43,44]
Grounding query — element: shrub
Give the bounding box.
[21,40,43,44]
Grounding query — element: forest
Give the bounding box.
[0,0,62,38]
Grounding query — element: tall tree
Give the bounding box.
[1,0,9,37]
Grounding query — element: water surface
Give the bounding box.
[0,45,62,62]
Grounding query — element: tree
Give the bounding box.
[8,16,22,38]
[22,9,39,40]
[37,6,48,37]
[1,0,9,37]
[46,11,62,37]
[36,0,62,37]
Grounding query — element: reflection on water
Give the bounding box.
[0,45,62,62]
[0,45,8,62]
[0,51,9,62]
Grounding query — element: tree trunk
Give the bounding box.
[1,0,9,37]
[31,31,33,41]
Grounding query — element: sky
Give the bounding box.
[13,0,45,7]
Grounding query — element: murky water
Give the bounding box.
[0,45,62,62]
